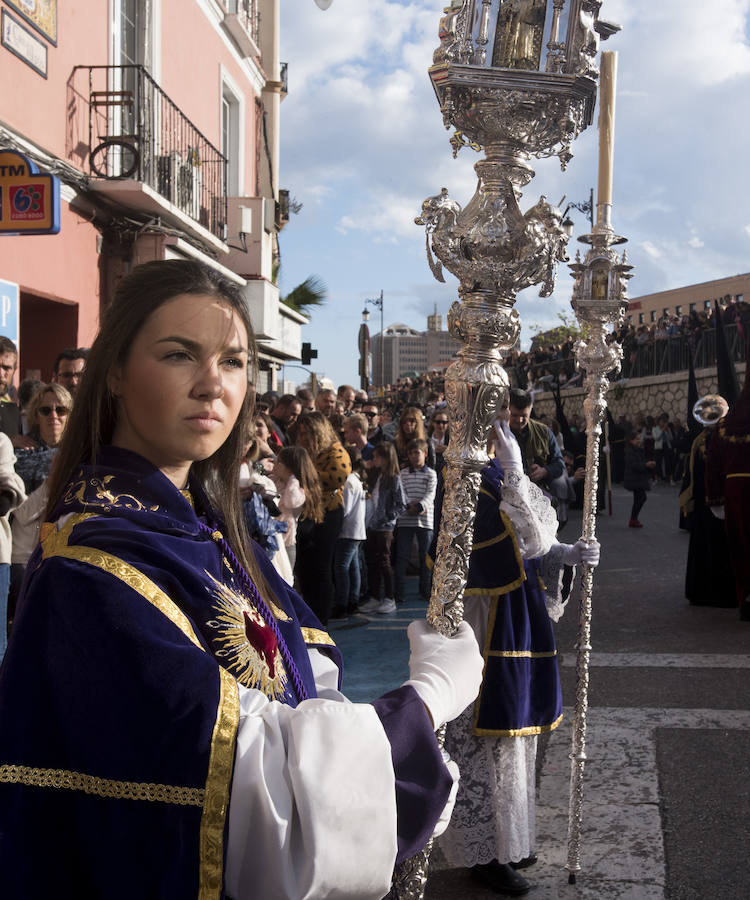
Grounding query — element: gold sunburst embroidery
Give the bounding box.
[204,572,288,700]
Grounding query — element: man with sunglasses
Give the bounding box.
[52,348,88,398]
[362,402,385,447]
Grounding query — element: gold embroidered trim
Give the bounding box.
[199,669,239,900]
[726,472,750,478]
[0,765,204,806]
[719,424,750,444]
[471,526,509,551]
[487,649,557,659]
[300,626,336,647]
[473,713,564,738]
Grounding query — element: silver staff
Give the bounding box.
[389,3,619,897]
[566,49,631,884]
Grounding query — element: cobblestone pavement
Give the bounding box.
[329,482,750,899]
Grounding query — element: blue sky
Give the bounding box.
[278,0,750,389]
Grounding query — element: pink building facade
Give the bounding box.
[0,0,303,387]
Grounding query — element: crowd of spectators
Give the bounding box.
[502,298,750,393]
[245,384,452,623]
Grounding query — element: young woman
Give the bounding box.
[0,260,483,900]
[292,411,351,625]
[332,446,367,619]
[394,406,436,470]
[272,444,322,573]
[360,442,407,616]
[428,409,449,461]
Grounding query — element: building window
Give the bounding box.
[689,303,696,312]
[650,310,656,322]
[675,305,682,315]
[737,294,744,303]
[221,82,241,196]
[638,313,644,324]
[704,300,711,310]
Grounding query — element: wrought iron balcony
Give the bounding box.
[76,65,227,242]
[224,0,260,54]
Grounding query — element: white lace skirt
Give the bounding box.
[438,705,537,867]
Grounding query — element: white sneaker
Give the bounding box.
[377,598,397,615]
[358,597,381,613]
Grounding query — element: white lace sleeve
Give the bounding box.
[499,470,558,561]
[540,542,569,622]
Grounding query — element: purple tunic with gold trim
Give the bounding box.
[0,447,449,899]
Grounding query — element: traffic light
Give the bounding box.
[301,342,318,366]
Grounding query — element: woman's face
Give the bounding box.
[109,293,249,488]
[254,416,269,441]
[37,390,70,447]
[401,414,418,435]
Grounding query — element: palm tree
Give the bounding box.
[281,275,327,315]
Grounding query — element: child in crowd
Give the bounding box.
[359,442,406,616]
[395,438,437,604]
[623,429,656,528]
[272,446,322,576]
[332,448,367,620]
[239,425,290,583]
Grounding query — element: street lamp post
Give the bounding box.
[364,290,384,393]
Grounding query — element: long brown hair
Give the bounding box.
[395,406,426,457]
[373,441,400,487]
[277,446,324,524]
[45,259,271,597]
[292,411,339,460]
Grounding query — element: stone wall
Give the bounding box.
[530,362,744,425]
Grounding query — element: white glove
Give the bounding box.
[404,620,483,731]
[560,539,600,567]
[493,418,523,475]
[431,751,460,839]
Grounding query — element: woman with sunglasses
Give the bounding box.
[428,410,450,461]
[0,260,482,900]
[394,406,436,470]
[8,383,74,634]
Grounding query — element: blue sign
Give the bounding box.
[0,279,20,345]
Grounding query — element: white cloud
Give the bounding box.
[641,241,664,260]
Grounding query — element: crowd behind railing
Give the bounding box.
[505,300,749,391]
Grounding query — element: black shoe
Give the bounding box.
[509,853,537,871]
[470,861,530,895]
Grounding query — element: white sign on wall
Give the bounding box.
[0,279,20,345]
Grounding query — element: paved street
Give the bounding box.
[329,482,750,899]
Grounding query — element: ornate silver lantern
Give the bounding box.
[415,0,618,639]
[393,4,620,898]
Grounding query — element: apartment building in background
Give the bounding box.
[0,0,303,389]
[371,307,460,386]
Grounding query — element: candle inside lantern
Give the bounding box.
[596,51,617,228]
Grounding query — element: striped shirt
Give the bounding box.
[397,464,437,530]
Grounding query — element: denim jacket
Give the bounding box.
[366,473,407,532]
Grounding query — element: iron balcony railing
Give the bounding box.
[228,0,260,46]
[78,65,227,240]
